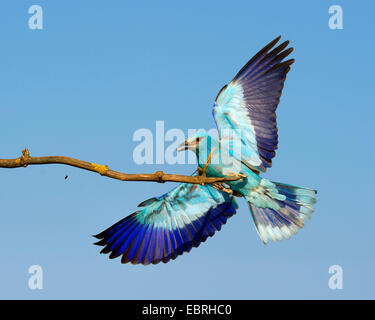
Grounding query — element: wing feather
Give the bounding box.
[213,36,294,172]
[94,182,237,265]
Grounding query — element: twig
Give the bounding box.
[0,148,243,185]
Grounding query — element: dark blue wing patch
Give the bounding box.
[94,183,237,265]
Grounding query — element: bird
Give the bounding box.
[94,36,317,265]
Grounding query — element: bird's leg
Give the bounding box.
[198,147,216,185]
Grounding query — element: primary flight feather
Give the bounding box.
[94,36,317,265]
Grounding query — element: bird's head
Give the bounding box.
[177,132,211,154]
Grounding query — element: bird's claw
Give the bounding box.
[212,183,233,194]
[222,170,246,179]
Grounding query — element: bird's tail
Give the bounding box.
[247,180,317,244]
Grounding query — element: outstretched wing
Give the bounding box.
[213,36,294,172]
[94,183,237,265]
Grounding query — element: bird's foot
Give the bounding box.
[222,169,247,178]
[212,183,233,194]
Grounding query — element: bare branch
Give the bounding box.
[0,148,243,185]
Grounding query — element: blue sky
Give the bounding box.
[0,0,374,299]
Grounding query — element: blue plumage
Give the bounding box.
[95,36,317,265]
[94,183,237,264]
[249,182,317,243]
[213,36,294,172]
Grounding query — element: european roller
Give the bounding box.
[94,36,317,265]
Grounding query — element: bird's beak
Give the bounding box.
[177,140,189,152]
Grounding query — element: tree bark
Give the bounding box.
[0,148,242,185]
